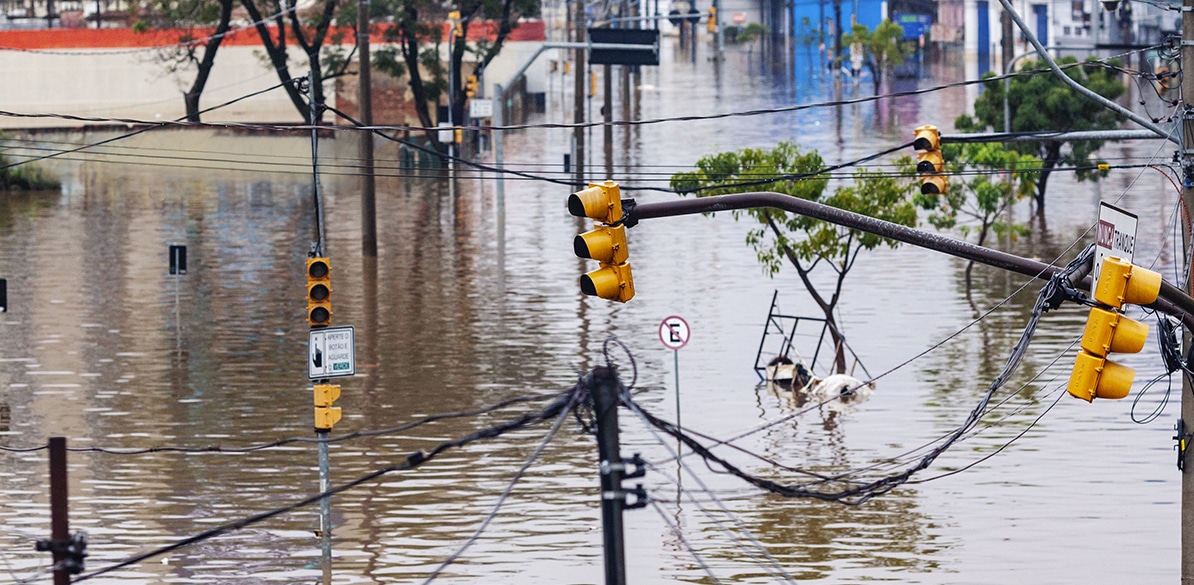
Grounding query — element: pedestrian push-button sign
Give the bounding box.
[309,326,355,379]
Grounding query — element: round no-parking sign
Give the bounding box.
[658,316,691,351]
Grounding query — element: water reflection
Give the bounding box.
[0,36,1180,584]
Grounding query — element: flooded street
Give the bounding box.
[0,38,1185,583]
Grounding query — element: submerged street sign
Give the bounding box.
[308,326,355,379]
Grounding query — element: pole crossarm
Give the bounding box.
[630,193,1194,326]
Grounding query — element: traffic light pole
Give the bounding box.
[628,193,1194,325]
[357,0,377,258]
[1180,0,1194,579]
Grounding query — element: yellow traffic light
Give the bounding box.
[569,181,635,303]
[568,180,622,224]
[912,124,946,195]
[314,383,342,430]
[707,7,717,33]
[1066,256,1161,402]
[1094,255,1161,308]
[307,257,332,327]
[465,75,478,98]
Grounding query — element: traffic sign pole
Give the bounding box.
[658,315,690,491]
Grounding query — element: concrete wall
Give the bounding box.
[0,23,547,129]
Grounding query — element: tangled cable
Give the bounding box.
[623,245,1096,505]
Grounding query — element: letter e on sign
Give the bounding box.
[659,316,691,351]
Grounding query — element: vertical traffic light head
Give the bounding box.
[912,124,946,195]
[569,181,634,302]
[567,181,622,224]
[707,7,717,32]
[465,75,478,98]
[307,257,332,326]
[1066,256,1161,402]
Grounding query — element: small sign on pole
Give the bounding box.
[309,326,356,379]
[169,244,187,275]
[1091,202,1138,297]
[659,315,690,455]
[469,98,494,119]
[659,316,691,351]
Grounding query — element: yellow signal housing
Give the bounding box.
[912,124,941,151]
[1068,350,1134,402]
[1094,256,1161,308]
[575,225,629,265]
[307,258,332,326]
[1066,256,1161,402]
[707,7,717,32]
[465,75,478,98]
[314,383,342,430]
[581,262,635,302]
[569,181,635,302]
[913,124,946,195]
[567,181,622,224]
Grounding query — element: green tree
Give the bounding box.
[1,136,59,190]
[240,0,356,122]
[671,142,917,374]
[955,57,1125,208]
[840,19,912,92]
[912,142,1040,284]
[136,0,234,122]
[373,0,537,151]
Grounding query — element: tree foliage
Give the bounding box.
[671,142,917,373]
[241,0,357,123]
[956,57,1125,207]
[374,0,538,150]
[135,0,235,122]
[1,136,59,190]
[840,20,912,92]
[911,142,1040,281]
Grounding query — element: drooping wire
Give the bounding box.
[0,78,297,173]
[72,387,580,582]
[417,389,580,585]
[0,392,567,455]
[629,245,1095,505]
[619,381,800,583]
[646,499,725,585]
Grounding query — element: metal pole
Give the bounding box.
[673,349,680,440]
[449,29,456,166]
[309,70,326,256]
[591,366,627,585]
[49,436,69,585]
[318,427,332,585]
[603,63,613,173]
[1179,0,1194,580]
[494,82,506,234]
[358,0,377,258]
[574,0,587,183]
[630,193,1194,324]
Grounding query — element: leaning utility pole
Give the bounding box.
[1181,0,1194,581]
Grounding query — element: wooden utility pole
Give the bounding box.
[1181,2,1194,582]
[573,0,586,183]
[46,437,71,585]
[358,0,377,257]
